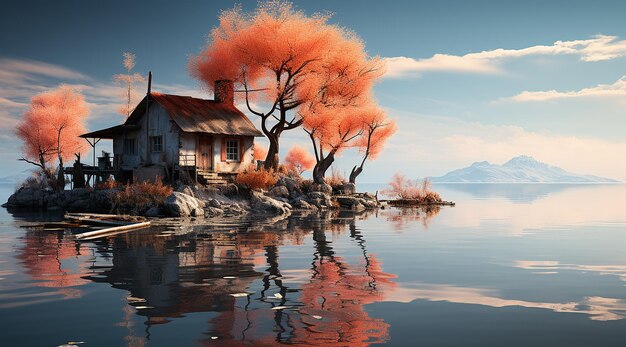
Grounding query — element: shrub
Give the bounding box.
[235,166,278,191]
[95,178,118,190]
[111,177,173,213]
[382,174,441,202]
[325,169,345,190]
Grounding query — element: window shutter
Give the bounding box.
[239,138,244,163]
[221,138,226,162]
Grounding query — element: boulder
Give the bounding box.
[307,191,333,208]
[268,185,290,199]
[276,176,301,196]
[336,196,362,209]
[341,183,357,195]
[145,207,160,217]
[205,206,224,218]
[310,183,332,194]
[163,192,206,217]
[217,183,239,197]
[250,191,291,215]
[292,198,316,210]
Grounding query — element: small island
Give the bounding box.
[3,4,451,224]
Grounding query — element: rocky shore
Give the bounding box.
[2,176,382,219]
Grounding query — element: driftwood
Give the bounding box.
[74,221,152,240]
[65,213,146,225]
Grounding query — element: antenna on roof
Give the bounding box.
[147,71,152,95]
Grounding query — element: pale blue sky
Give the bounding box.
[1,0,625,181]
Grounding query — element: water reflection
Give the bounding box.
[12,210,403,345]
[380,205,441,230]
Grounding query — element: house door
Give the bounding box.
[197,136,212,171]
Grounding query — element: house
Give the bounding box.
[80,79,263,184]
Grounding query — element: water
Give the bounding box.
[1,183,626,346]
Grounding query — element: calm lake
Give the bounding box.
[1,183,626,346]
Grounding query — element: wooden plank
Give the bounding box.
[74,221,152,240]
[64,215,129,226]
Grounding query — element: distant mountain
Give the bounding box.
[432,155,620,183]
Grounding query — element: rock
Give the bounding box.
[276,176,301,196]
[341,183,356,195]
[217,183,239,196]
[292,198,316,210]
[207,199,222,208]
[180,185,195,198]
[336,196,361,208]
[163,192,206,217]
[145,207,160,217]
[205,206,224,217]
[250,191,291,215]
[307,191,333,208]
[311,183,332,194]
[268,185,290,199]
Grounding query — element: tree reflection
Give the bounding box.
[17,230,92,296]
[28,211,399,346]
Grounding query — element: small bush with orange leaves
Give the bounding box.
[111,178,173,213]
[235,166,278,191]
[95,178,118,190]
[382,174,442,203]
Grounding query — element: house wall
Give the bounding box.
[179,132,196,166]
[212,135,255,173]
[113,103,180,171]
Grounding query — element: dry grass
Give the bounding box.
[111,177,173,213]
[235,166,278,191]
[325,168,346,190]
[382,174,442,202]
[95,178,118,190]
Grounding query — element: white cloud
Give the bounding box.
[383,35,626,78]
[504,76,626,102]
[385,282,626,321]
[0,58,89,83]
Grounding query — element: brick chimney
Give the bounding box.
[214,80,234,105]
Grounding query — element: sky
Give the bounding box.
[1,0,625,182]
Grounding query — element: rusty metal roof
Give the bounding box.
[126,93,263,137]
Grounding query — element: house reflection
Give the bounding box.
[81,210,400,345]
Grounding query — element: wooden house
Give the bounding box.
[80,79,263,184]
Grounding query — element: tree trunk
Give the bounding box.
[263,132,280,170]
[57,158,65,190]
[312,153,335,184]
[349,165,363,184]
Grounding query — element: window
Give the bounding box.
[225,139,240,161]
[123,138,136,155]
[150,136,163,153]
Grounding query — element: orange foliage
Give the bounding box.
[284,144,315,174]
[253,143,268,161]
[235,166,278,190]
[15,85,89,170]
[355,108,396,160]
[189,2,383,168]
[111,178,173,213]
[382,174,442,202]
[95,178,119,190]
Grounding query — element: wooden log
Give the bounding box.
[64,215,129,226]
[74,221,151,240]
